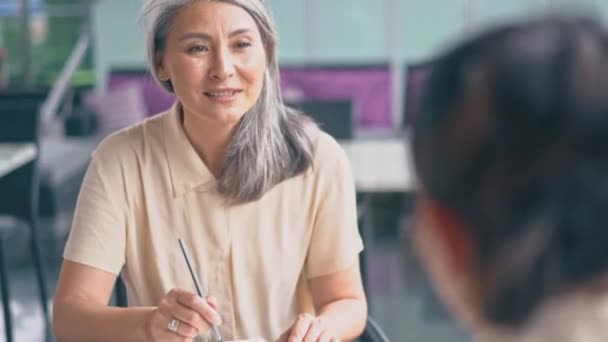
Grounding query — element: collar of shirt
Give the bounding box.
[163,102,216,197]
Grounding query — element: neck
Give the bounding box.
[181,107,239,178]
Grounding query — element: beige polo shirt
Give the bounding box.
[63,103,363,341]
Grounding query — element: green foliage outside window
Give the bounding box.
[0,0,94,88]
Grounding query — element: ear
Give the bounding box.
[415,195,475,269]
[155,52,167,80]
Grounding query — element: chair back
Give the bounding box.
[359,317,390,342]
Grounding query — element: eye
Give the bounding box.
[235,41,252,49]
[187,45,209,53]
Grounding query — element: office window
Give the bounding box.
[0,0,94,88]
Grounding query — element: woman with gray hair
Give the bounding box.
[52,1,367,341]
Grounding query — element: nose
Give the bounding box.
[209,47,235,81]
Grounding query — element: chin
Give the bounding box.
[216,111,247,124]
[199,104,245,122]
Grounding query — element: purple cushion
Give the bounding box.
[84,81,147,136]
[108,73,175,117]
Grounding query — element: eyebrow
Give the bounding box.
[178,28,254,42]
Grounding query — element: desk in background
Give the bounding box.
[341,138,415,193]
[0,143,37,179]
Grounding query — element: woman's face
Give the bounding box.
[158,0,267,125]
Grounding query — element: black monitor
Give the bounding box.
[286,99,354,140]
[403,61,433,128]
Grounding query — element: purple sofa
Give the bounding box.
[107,69,176,116]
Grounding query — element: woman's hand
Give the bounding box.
[145,288,222,341]
[276,313,339,342]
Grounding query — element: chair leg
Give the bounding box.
[0,238,14,342]
[357,194,372,296]
[26,218,50,323]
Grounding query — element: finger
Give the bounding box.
[317,331,333,342]
[275,332,288,342]
[289,314,314,342]
[158,291,208,332]
[176,292,222,326]
[156,329,194,342]
[153,311,197,340]
[206,295,218,310]
[167,301,211,333]
[302,319,323,342]
[167,288,186,300]
[170,318,199,339]
[158,288,182,311]
[275,327,291,342]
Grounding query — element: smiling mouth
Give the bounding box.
[204,90,241,98]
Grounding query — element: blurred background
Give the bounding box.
[0,0,607,341]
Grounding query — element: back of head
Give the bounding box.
[413,15,608,327]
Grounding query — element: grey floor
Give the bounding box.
[0,195,470,342]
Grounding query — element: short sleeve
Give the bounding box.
[305,134,364,278]
[62,137,128,275]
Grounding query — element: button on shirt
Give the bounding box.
[63,103,363,341]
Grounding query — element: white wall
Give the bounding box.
[92,0,305,89]
[92,0,607,91]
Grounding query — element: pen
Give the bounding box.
[178,238,223,342]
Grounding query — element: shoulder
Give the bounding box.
[309,131,352,183]
[313,131,350,168]
[91,110,170,168]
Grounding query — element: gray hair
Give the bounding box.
[141,0,316,203]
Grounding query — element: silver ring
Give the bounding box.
[168,318,180,333]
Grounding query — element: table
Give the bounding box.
[0,143,37,178]
[341,138,416,193]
